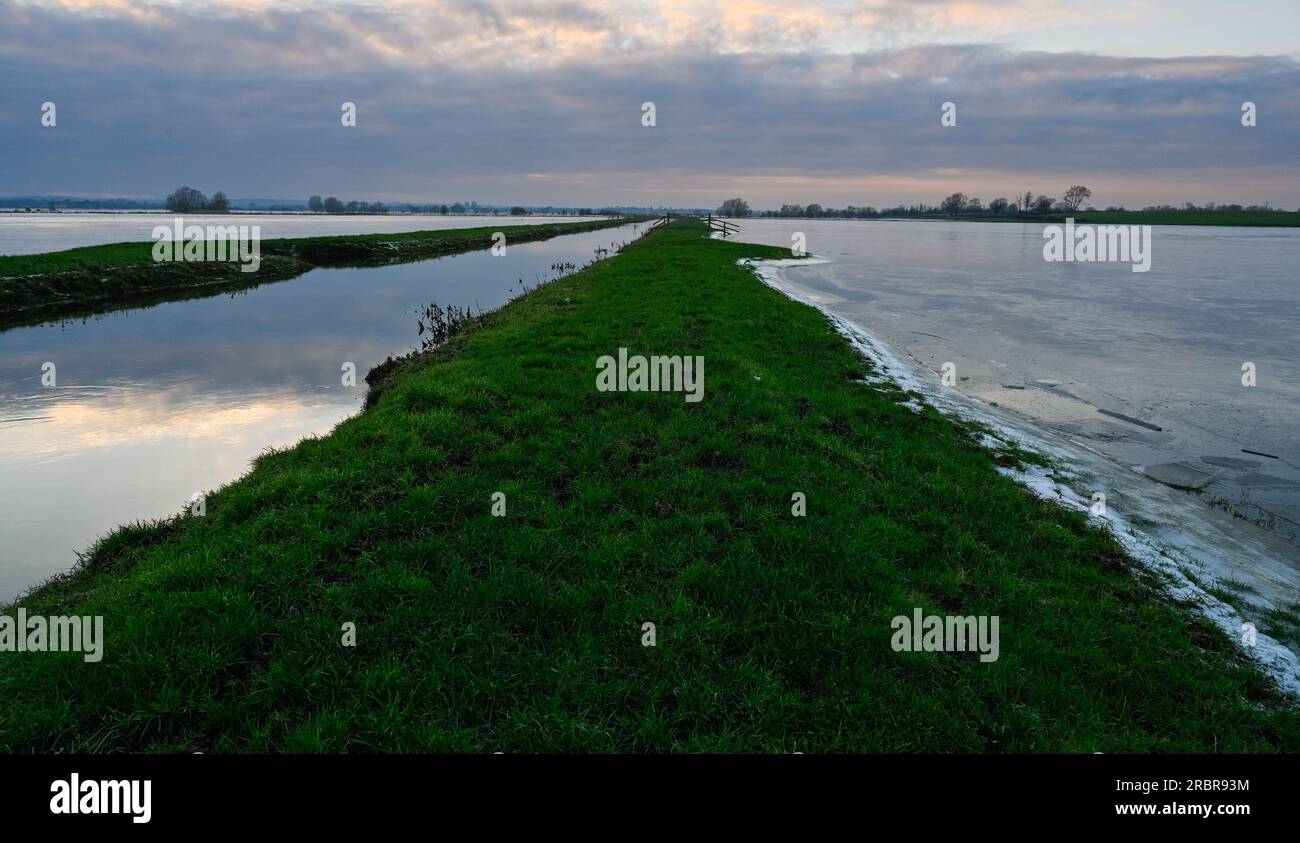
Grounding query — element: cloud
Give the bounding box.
[1,0,1297,207]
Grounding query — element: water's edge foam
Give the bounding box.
[744,256,1300,697]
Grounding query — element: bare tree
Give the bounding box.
[1063,185,1092,212]
[165,186,208,213]
[717,198,751,217]
[940,192,967,215]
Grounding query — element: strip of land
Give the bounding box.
[971,209,1300,227]
[0,220,1294,752]
[760,210,1300,227]
[0,218,639,330]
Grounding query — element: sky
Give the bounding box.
[1,0,1298,209]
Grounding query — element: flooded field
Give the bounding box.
[736,218,1300,624]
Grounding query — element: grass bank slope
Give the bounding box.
[1,222,1294,752]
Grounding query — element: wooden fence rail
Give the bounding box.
[705,214,739,237]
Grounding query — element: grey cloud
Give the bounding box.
[0,0,1296,206]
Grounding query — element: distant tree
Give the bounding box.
[345,200,360,213]
[439,204,449,215]
[966,197,983,212]
[308,195,324,212]
[804,203,823,218]
[1063,185,1092,212]
[323,196,343,213]
[510,206,528,216]
[206,191,230,213]
[450,202,466,214]
[940,192,967,215]
[717,198,751,217]
[1033,194,1055,214]
[1018,191,1034,213]
[988,197,1009,214]
[165,186,208,213]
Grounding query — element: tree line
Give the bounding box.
[719,186,1291,219]
[937,186,1093,216]
[164,186,230,213]
[726,186,1094,218]
[308,195,389,215]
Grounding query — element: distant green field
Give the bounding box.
[969,210,1300,227]
[0,219,636,277]
[0,241,156,276]
[1072,210,1300,227]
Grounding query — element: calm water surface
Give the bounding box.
[0,223,645,600]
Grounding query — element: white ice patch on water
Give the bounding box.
[743,256,1300,697]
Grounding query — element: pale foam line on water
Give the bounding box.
[744,256,1300,697]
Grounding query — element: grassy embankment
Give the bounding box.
[0,218,639,330]
[1,220,1295,752]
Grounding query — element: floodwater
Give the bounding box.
[0,222,645,601]
[0,212,607,256]
[735,218,1300,617]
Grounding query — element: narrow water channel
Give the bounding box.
[0,222,646,600]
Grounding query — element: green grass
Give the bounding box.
[0,241,160,275]
[1073,210,1300,227]
[0,219,636,275]
[0,218,639,328]
[969,210,1300,227]
[1,221,1294,753]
